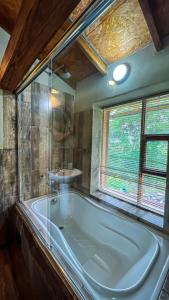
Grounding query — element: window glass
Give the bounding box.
[100,97,169,216]
[145,97,169,134]
[145,141,168,172]
[141,174,166,214]
[101,102,142,200]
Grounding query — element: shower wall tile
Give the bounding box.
[31,82,49,128]
[19,83,75,200]
[22,85,31,102]
[0,94,18,212]
[39,128,49,170]
[19,81,51,200]
[73,110,92,193]
[21,169,32,201]
[31,82,41,126]
[20,141,31,170]
[0,91,18,245]
[3,92,17,150]
[31,126,49,171]
[31,169,48,198]
[51,147,64,170]
[20,101,31,141]
[31,126,40,171]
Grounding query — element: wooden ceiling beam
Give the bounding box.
[0,0,22,34]
[0,0,80,91]
[77,35,107,75]
[63,20,107,75]
[40,20,108,75]
[138,0,162,51]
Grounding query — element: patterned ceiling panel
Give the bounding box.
[71,0,152,64]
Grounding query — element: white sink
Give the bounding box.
[48,168,82,183]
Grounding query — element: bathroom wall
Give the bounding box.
[0,90,17,244]
[19,83,50,200]
[73,110,92,193]
[74,39,169,193]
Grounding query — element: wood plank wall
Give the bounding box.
[19,82,74,200]
[0,91,18,245]
[73,110,92,193]
[19,83,50,200]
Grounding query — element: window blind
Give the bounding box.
[100,96,169,216]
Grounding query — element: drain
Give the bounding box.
[59,226,64,230]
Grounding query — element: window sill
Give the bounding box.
[91,190,164,230]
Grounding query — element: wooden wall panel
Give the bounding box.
[19,82,50,200]
[73,110,92,193]
[19,82,75,200]
[0,91,18,246]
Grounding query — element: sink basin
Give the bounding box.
[48,169,82,183]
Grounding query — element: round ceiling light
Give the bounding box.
[112,63,130,83]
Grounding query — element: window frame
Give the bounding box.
[99,96,169,216]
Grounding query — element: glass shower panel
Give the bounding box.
[18,68,51,202]
[48,43,77,207]
[18,64,53,247]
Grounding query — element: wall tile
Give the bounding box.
[31,170,48,198]
[3,92,17,150]
[31,126,40,171]
[73,110,92,192]
[0,91,18,243]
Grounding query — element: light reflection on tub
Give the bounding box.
[27,191,159,298]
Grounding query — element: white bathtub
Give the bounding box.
[26,191,169,300]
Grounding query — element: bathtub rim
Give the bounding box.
[29,189,162,241]
[27,189,161,228]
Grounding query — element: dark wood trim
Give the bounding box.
[144,134,169,141]
[142,168,166,178]
[137,100,146,205]
[0,0,80,92]
[101,110,110,187]
[164,141,169,229]
[138,0,162,51]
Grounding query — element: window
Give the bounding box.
[100,96,169,216]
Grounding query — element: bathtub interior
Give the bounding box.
[30,192,159,294]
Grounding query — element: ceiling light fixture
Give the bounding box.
[112,63,130,83]
[50,88,59,94]
[108,80,116,86]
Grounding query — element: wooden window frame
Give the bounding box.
[100,97,169,216]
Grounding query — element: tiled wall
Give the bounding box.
[19,81,74,201]
[0,91,17,244]
[0,91,17,212]
[19,83,50,200]
[73,110,92,193]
